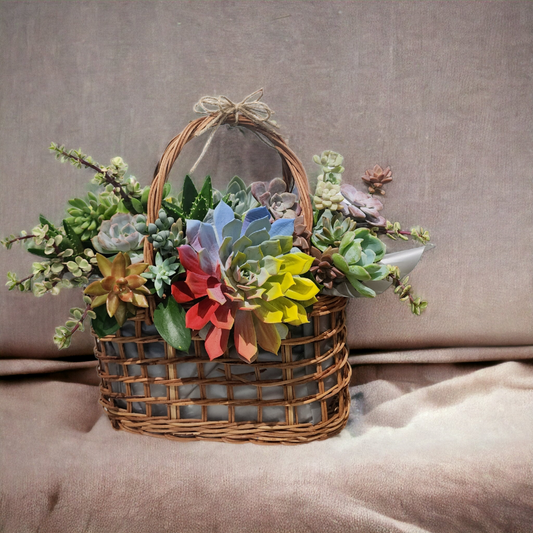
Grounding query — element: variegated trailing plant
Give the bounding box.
[2,144,431,356]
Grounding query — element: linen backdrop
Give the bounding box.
[1,2,532,532]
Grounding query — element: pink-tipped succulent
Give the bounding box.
[340,184,386,227]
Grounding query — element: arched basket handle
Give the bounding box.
[143,114,313,265]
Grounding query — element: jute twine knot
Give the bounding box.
[189,88,279,174]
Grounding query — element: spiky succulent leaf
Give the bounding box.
[182,175,198,215]
[199,176,213,209]
[189,194,209,221]
[63,219,83,254]
[161,199,185,220]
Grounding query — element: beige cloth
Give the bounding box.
[1,360,532,532]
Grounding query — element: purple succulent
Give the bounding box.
[340,184,386,226]
[251,178,301,220]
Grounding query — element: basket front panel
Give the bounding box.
[94,297,351,444]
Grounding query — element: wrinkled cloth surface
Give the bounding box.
[1,361,532,533]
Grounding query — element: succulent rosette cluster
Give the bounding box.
[3,142,430,352]
[251,178,301,220]
[84,252,150,326]
[91,213,145,261]
[171,201,319,361]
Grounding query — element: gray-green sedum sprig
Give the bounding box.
[135,210,185,258]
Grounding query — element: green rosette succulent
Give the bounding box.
[311,210,357,252]
[142,253,180,297]
[65,188,120,241]
[135,209,185,258]
[331,228,389,297]
[222,176,259,217]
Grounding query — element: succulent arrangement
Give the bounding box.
[2,145,430,357]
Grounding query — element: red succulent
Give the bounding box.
[171,245,239,360]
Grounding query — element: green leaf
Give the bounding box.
[161,199,184,220]
[91,304,120,338]
[182,175,198,216]
[163,182,171,199]
[39,215,59,237]
[188,195,208,221]
[199,176,213,208]
[365,264,389,281]
[140,186,150,208]
[153,296,191,352]
[131,197,144,214]
[26,246,48,258]
[332,253,349,274]
[117,200,130,214]
[63,219,83,254]
[343,241,362,265]
[345,275,376,298]
[68,198,88,210]
[339,232,355,255]
[361,234,386,262]
[347,264,371,281]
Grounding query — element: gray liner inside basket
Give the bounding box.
[106,313,339,422]
[107,322,173,415]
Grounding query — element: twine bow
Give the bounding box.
[189,89,279,174]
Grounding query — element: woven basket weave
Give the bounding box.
[93,114,352,444]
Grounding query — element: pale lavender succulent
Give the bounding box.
[340,184,386,226]
[91,213,145,255]
[251,178,301,220]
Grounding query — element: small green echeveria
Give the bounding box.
[331,228,389,297]
[142,253,180,297]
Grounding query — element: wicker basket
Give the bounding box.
[93,113,352,444]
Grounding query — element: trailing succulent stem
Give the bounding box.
[50,143,132,205]
[53,299,96,349]
[387,266,427,315]
[382,221,431,244]
[6,272,34,292]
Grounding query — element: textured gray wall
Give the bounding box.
[1,1,532,357]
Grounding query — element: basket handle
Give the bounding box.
[143,114,313,265]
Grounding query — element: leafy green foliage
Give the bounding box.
[224,176,259,217]
[5,272,32,292]
[53,300,96,349]
[65,188,120,241]
[313,151,345,211]
[62,219,84,254]
[135,210,185,258]
[153,296,191,352]
[161,199,185,220]
[91,303,120,338]
[189,194,209,221]
[164,175,213,221]
[182,175,198,215]
[385,221,430,244]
